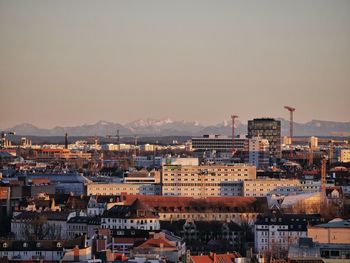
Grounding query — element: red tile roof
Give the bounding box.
[191,253,240,263]
[138,236,175,249]
[122,195,267,213]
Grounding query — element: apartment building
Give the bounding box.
[161,164,256,197]
[243,179,301,197]
[308,218,350,244]
[101,199,160,231]
[254,213,322,253]
[87,183,161,196]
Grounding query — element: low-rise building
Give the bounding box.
[254,212,322,255]
[122,195,268,225]
[0,237,91,262]
[101,199,160,231]
[131,232,186,263]
[67,215,101,239]
[308,218,350,244]
[11,211,70,240]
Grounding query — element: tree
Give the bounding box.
[23,217,62,240]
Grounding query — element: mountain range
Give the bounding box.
[3,118,350,137]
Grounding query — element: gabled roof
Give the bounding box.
[122,195,267,213]
[137,236,175,249]
[102,199,158,219]
[191,255,213,263]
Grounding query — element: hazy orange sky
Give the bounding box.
[1,0,350,128]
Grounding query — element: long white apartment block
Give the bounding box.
[161,164,256,197]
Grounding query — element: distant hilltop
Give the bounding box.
[3,118,350,137]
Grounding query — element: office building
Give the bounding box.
[248,118,281,158]
[191,135,248,152]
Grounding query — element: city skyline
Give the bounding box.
[1,0,350,128]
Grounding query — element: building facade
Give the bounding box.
[248,136,269,169]
[101,199,160,231]
[191,135,248,152]
[254,213,322,254]
[248,118,281,158]
[243,179,301,197]
[161,164,256,197]
[87,183,161,196]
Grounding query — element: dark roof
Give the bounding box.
[312,218,350,228]
[111,229,152,239]
[0,236,85,251]
[96,195,121,203]
[66,195,89,210]
[255,213,323,231]
[103,199,158,219]
[13,211,70,221]
[67,216,101,225]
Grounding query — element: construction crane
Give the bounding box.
[329,140,334,166]
[106,131,140,167]
[231,114,238,156]
[107,130,120,151]
[321,158,327,202]
[284,106,295,159]
[1,131,15,148]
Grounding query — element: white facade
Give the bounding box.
[11,218,67,240]
[255,222,307,252]
[248,136,269,169]
[101,217,159,231]
[161,157,199,166]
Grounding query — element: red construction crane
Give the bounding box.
[231,114,238,156]
[284,106,295,158]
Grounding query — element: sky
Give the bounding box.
[1,0,350,128]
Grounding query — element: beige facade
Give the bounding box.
[339,149,350,163]
[161,164,256,197]
[87,183,161,196]
[243,179,301,197]
[308,219,350,244]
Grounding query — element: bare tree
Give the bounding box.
[23,217,62,240]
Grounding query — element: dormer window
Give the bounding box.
[137,210,145,217]
[23,243,28,248]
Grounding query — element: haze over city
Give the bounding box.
[1,0,350,128]
[1,2,350,263]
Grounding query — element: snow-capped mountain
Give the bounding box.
[5,118,350,137]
